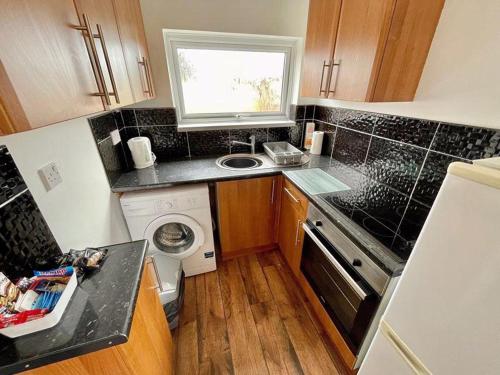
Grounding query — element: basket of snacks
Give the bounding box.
[0,267,77,338]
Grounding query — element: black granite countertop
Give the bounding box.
[0,240,148,374]
[111,154,332,192]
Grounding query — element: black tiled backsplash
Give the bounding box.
[188,130,230,157]
[139,126,190,159]
[362,137,426,196]
[0,145,27,205]
[373,115,438,148]
[311,104,498,259]
[0,146,61,280]
[332,128,371,168]
[431,123,500,159]
[134,107,177,126]
[90,107,304,175]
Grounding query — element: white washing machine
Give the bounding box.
[120,183,216,277]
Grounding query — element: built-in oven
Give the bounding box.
[300,205,392,355]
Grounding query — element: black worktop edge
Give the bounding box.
[111,169,284,192]
[3,240,149,375]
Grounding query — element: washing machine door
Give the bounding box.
[144,214,205,259]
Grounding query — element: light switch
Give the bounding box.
[38,162,62,191]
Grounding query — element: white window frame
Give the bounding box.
[163,29,300,131]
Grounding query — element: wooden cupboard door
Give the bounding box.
[372,0,445,101]
[301,0,342,98]
[112,0,154,102]
[278,180,308,276]
[217,176,279,258]
[74,0,134,109]
[0,0,104,132]
[329,0,396,101]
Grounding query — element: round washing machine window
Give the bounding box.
[144,214,205,259]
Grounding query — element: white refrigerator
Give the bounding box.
[359,159,500,375]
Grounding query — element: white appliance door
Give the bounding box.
[361,162,500,375]
[144,213,205,259]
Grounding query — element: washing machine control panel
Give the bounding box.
[154,196,199,213]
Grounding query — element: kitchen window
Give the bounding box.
[163,30,300,131]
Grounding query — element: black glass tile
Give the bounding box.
[314,106,338,124]
[0,191,61,280]
[134,108,177,126]
[315,122,336,156]
[363,137,426,195]
[413,151,468,206]
[288,122,305,148]
[0,146,27,206]
[357,181,409,232]
[97,137,126,185]
[229,128,267,153]
[332,128,371,169]
[188,130,229,157]
[351,209,396,249]
[114,111,125,130]
[139,126,189,160]
[295,105,306,120]
[431,123,500,160]
[121,109,137,127]
[268,127,290,143]
[305,105,315,119]
[89,112,118,143]
[373,115,438,148]
[120,126,140,142]
[336,108,376,133]
[397,200,430,242]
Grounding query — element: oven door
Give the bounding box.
[301,221,379,352]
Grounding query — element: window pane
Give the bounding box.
[177,48,285,115]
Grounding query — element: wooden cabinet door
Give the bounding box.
[278,179,308,276]
[301,0,342,98]
[329,0,396,101]
[112,0,154,103]
[0,0,105,132]
[217,176,279,258]
[73,0,134,109]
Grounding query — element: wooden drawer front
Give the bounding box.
[282,179,308,215]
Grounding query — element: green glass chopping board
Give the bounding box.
[285,168,350,195]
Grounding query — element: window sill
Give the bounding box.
[177,119,296,132]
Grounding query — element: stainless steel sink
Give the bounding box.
[215,152,311,171]
[216,154,266,170]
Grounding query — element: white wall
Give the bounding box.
[138,0,309,108]
[301,0,500,129]
[0,117,131,252]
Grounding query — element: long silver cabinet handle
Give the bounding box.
[74,13,111,105]
[95,23,120,104]
[284,187,299,204]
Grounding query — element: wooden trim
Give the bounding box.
[221,244,277,261]
[365,0,398,101]
[0,62,30,134]
[297,271,357,369]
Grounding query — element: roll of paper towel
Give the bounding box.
[310,131,324,155]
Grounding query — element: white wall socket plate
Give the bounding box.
[110,129,121,145]
[38,162,62,191]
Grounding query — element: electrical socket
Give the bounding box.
[38,162,62,191]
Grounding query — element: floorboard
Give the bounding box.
[174,250,351,375]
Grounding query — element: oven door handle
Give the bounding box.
[303,224,367,299]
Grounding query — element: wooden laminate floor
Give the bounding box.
[173,250,352,375]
